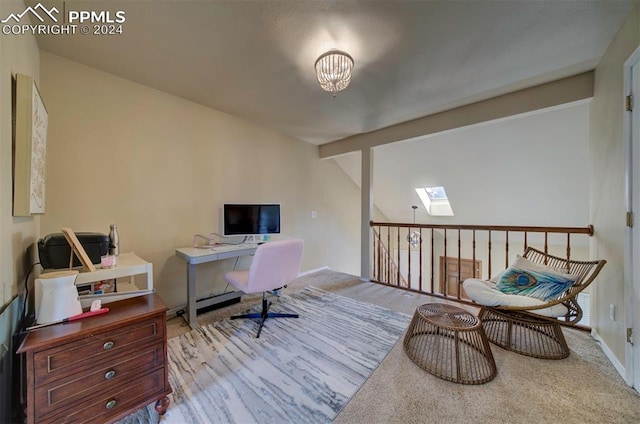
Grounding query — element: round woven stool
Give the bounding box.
[403,303,497,384]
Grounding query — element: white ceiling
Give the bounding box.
[28,0,632,145]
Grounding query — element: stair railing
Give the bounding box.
[370,221,594,303]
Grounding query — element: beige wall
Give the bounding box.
[0,0,40,308]
[590,4,640,364]
[38,52,362,310]
[1,3,41,421]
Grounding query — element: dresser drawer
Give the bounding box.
[33,316,164,386]
[40,367,167,424]
[34,341,165,420]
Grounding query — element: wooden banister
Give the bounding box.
[370,221,594,313]
[370,221,593,235]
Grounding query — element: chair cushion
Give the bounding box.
[226,239,304,295]
[224,270,250,292]
[463,278,569,318]
[494,256,578,301]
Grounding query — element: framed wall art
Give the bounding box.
[13,73,48,216]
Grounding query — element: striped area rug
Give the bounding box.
[163,286,410,423]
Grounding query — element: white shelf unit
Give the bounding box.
[71,252,154,308]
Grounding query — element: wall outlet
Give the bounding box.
[311,211,317,219]
[610,304,615,321]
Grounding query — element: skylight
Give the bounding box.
[416,186,454,216]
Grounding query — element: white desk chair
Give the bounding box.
[224,239,304,338]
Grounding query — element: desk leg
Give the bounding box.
[187,263,198,329]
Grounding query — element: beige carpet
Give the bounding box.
[161,269,640,424]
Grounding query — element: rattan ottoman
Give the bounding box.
[403,303,497,384]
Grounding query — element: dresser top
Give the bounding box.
[17,293,167,354]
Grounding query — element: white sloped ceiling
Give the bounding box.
[333,102,590,227]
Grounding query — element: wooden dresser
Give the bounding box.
[17,294,172,423]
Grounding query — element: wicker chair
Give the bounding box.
[464,247,606,359]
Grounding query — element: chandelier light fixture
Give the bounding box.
[407,205,422,248]
[315,50,354,96]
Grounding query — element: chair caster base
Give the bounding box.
[231,294,298,338]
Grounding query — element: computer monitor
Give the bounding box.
[222,204,281,236]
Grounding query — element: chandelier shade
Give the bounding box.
[407,230,422,248]
[407,205,422,248]
[315,50,354,96]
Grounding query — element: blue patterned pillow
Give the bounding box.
[495,256,578,301]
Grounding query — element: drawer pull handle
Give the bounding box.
[105,399,117,410]
[104,370,116,380]
[103,341,114,350]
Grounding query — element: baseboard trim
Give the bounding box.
[591,328,627,382]
[297,266,330,277]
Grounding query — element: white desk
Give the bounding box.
[175,244,258,328]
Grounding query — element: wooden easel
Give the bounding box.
[61,227,96,272]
